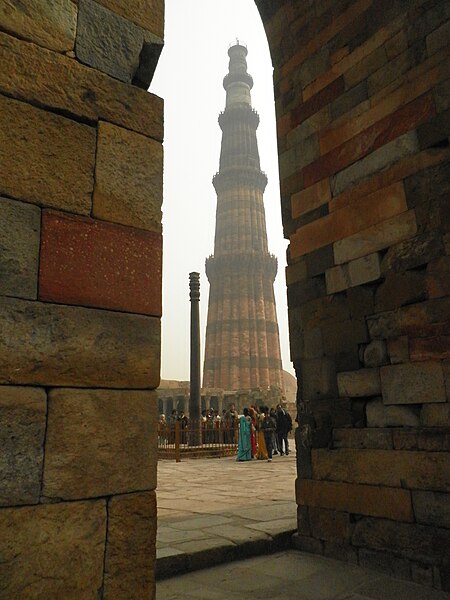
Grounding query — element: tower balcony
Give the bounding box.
[218,105,260,130]
[212,167,268,193]
[205,252,277,282]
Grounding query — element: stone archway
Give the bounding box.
[0,1,449,597]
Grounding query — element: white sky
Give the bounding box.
[150,0,294,381]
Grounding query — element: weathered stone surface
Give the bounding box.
[76,0,161,86]
[331,131,419,196]
[0,297,160,388]
[363,340,388,368]
[104,491,156,599]
[427,256,450,299]
[298,357,337,402]
[381,362,446,405]
[392,428,450,452]
[326,251,381,293]
[0,500,106,599]
[381,230,445,274]
[375,271,426,313]
[308,507,350,542]
[0,197,40,300]
[93,121,163,232]
[39,211,162,316]
[358,548,411,580]
[337,368,380,398]
[421,403,450,427]
[0,31,163,140]
[0,0,76,52]
[410,335,450,362]
[333,428,393,450]
[95,0,164,37]
[0,386,46,507]
[366,397,420,427]
[0,95,95,214]
[297,479,413,522]
[413,491,450,529]
[325,263,349,294]
[387,336,409,364]
[312,447,450,491]
[352,517,450,565]
[333,210,417,264]
[43,389,157,500]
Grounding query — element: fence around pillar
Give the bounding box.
[158,420,238,461]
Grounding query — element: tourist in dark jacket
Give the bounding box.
[276,404,292,455]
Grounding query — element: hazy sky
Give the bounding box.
[150,0,294,381]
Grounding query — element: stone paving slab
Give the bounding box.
[157,550,450,600]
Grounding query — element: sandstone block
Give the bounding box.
[297,357,337,402]
[381,362,446,405]
[95,0,164,37]
[392,428,450,452]
[0,31,163,140]
[333,428,393,450]
[43,389,157,500]
[312,447,450,491]
[421,403,450,427]
[366,397,420,427]
[427,20,450,57]
[358,548,411,580]
[308,507,350,542]
[325,264,349,294]
[292,533,323,555]
[93,121,163,232]
[0,95,95,214]
[0,297,160,388]
[0,197,40,300]
[297,479,413,522]
[331,131,419,197]
[39,211,162,316]
[337,368,381,398]
[352,517,450,564]
[0,0,76,52]
[285,257,308,286]
[348,252,381,287]
[333,210,417,264]
[427,256,450,299]
[76,0,161,87]
[0,386,46,506]
[0,500,106,599]
[291,178,330,220]
[410,336,450,362]
[387,336,409,364]
[104,491,157,599]
[363,340,388,368]
[413,491,450,529]
[374,270,426,312]
[434,76,450,112]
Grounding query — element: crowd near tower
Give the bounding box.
[203,42,284,394]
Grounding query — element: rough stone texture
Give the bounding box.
[358,548,411,580]
[0,386,46,507]
[308,507,351,542]
[363,340,388,368]
[387,336,410,364]
[366,397,420,427]
[413,491,450,529]
[43,389,157,500]
[95,0,164,37]
[104,491,157,599]
[76,0,162,86]
[392,428,450,452]
[39,211,162,316]
[333,428,393,450]
[0,0,77,52]
[297,479,413,522]
[0,297,160,388]
[333,210,417,264]
[0,197,40,300]
[312,448,450,491]
[337,368,381,398]
[0,94,95,214]
[0,500,106,599]
[422,403,450,427]
[381,362,446,405]
[93,121,163,232]
[375,270,426,312]
[352,518,450,565]
[0,31,164,140]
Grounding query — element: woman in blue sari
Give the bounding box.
[236,408,252,461]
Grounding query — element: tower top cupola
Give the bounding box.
[223,41,253,108]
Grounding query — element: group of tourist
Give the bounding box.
[237,404,293,462]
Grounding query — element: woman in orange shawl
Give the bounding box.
[256,406,268,460]
[249,406,258,458]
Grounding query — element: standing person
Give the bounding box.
[260,406,277,462]
[256,406,268,460]
[276,404,292,456]
[248,406,258,458]
[270,407,279,455]
[236,408,252,461]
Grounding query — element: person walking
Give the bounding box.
[276,404,292,456]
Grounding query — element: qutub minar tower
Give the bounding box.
[203,42,284,394]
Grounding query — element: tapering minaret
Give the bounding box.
[203,42,284,392]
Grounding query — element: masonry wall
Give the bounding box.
[0,1,163,598]
[256,0,450,590]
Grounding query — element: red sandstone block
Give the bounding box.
[39,211,162,316]
[303,93,436,187]
[291,77,344,129]
[410,336,450,362]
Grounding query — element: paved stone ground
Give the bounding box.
[157,550,450,599]
[157,453,297,578]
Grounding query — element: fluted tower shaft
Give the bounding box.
[203,43,284,392]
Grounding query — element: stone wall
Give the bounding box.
[256,0,450,591]
[0,1,163,598]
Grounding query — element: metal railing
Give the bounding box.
[158,420,238,462]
